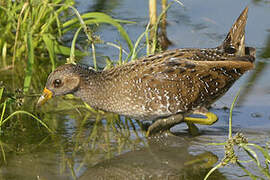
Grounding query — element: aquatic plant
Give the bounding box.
[0,0,134,131]
[204,89,270,180]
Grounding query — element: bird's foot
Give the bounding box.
[184,107,218,125]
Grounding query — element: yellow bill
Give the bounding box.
[36,88,53,106]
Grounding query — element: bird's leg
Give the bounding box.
[186,122,200,136]
[146,113,184,136]
[146,108,218,136]
[184,107,218,125]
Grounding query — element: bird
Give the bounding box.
[37,7,255,136]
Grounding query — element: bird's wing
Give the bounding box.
[137,56,253,110]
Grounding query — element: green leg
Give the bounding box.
[146,113,184,136]
[186,122,199,136]
[146,111,218,136]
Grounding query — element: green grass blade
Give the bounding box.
[0,141,7,164]
[12,2,28,66]
[23,29,34,94]
[242,145,261,167]
[131,23,150,61]
[83,13,134,51]
[54,42,87,57]
[244,143,270,178]
[69,27,82,63]
[63,11,134,51]
[93,45,98,70]
[2,42,7,67]
[247,143,270,161]
[63,12,135,27]
[118,43,123,64]
[105,42,129,56]
[43,34,56,71]
[204,162,223,180]
[229,88,242,138]
[1,110,53,133]
[0,87,3,101]
[145,23,151,55]
[236,162,259,180]
[151,3,172,53]
[0,101,7,128]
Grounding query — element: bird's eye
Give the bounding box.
[53,79,62,88]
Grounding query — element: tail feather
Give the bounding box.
[219,7,248,56]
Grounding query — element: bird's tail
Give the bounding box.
[218,7,249,56]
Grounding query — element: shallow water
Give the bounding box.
[1,0,270,179]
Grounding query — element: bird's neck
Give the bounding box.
[73,69,114,111]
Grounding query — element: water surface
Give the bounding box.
[0,0,270,179]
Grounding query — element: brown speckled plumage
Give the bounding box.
[38,7,255,134]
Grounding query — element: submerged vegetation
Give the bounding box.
[0,0,269,179]
[0,0,135,132]
[0,0,170,174]
[0,0,169,134]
